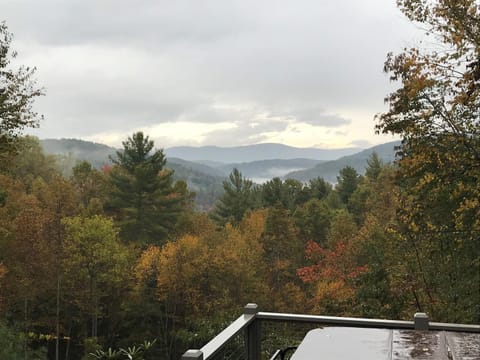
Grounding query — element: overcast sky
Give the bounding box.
[3,0,422,149]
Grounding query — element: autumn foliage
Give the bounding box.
[1,3,480,358]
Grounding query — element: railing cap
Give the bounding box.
[182,349,203,359]
[244,303,259,315]
[414,312,429,330]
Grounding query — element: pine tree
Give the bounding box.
[335,166,361,205]
[210,168,255,226]
[108,132,183,245]
[365,152,384,180]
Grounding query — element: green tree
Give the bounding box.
[210,168,255,226]
[294,199,332,246]
[261,177,285,208]
[0,23,43,171]
[348,153,386,224]
[305,177,332,201]
[364,152,384,181]
[62,215,130,339]
[108,132,184,245]
[376,0,480,322]
[71,161,108,214]
[261,177,303,210]
[335,166,362,205]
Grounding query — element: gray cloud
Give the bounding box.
[3,0,422,146]
[3,1,252,47]
[272,105,351,127]
[198,119,290,147]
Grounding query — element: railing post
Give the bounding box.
[414,312,429,330]
[244,303,261,360]
[181,349,203,359]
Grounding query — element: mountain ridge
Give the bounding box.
[39,138,400,208]
[164,143,363,163]
[284,141,401,182]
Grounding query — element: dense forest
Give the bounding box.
[1,1,479,359]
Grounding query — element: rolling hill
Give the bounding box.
[284,141,401,183]
[41,138,117,168]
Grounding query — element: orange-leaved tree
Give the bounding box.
[297,238,368,316]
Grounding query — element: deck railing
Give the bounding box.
[181,303,480,360]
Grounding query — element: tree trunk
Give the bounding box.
[65,320,72,360]
[24,298,27,360]
[56,274,60,360]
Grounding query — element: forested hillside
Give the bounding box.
[1,2,479,360]
[40,139,226,210]
[41,139,116,169]
[39,138,397,208]
[285,141,400,182]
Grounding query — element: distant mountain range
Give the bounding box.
[164,143,362,163]
[39,138,401,209]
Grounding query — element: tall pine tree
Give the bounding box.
[108,132,183,245]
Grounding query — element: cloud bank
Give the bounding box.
[3,0,419,148]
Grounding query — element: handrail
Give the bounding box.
[429,321,480,333]
[257,312,414,329]
[182,303,259,359]
[257,311,480,333]
[181,304,480,359]
[201,313,255,359]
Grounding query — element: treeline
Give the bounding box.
[0,133,380,358]
[0,133,389,359]
[0,133,478,360]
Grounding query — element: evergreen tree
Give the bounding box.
[335,166,362,205]
[261,177,285,208]
[307,177,332,200]
[210,168,255,226]
[261,178,305,210]
[108,132,183,245]
[364,152,383,180]
[294,199,332,246]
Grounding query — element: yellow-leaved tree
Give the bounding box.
[134,210,267,358]
[376,0,480,323]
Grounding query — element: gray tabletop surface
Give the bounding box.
[290,327,480,359]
